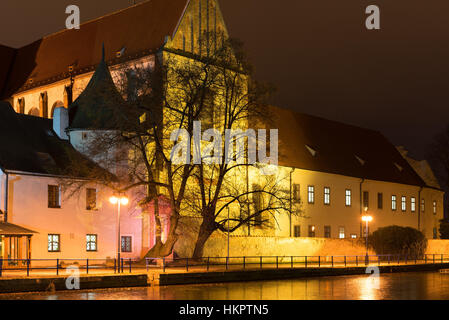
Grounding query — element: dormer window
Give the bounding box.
[355,155,366,166]
[305,145,317,157]
[394,162,403,172]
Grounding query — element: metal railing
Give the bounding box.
[145,253,449,273]
[0,253,446,277]
[0,258,145,277]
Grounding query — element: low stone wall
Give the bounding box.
[174,230,449,258]
[174,230,376,258]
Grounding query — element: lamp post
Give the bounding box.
[361,213,373,265]
[110,195,129,273]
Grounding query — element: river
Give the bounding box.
[1,271,449,300]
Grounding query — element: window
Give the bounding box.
[308,225,316,237]
[339,227,345,239]
[351,234,357,239]
[433,228,438,239]
[293,225,301,237]
[48,234,60,252]
[121,236,132,253]
[433,201,437,215]
[324,187,330,205]
[401,196,406,212]
[86,234,97,252]
[363,191,369,209]
[292,184,300,202]
[252,184,263,226]
[421,199,425,212]
[411,197,416,213]
[391,195,397,211]
[324,226,331,238]
[377,193,383,209]
[308,186,315,204]
[345,189,352,207]
[48,185,61,208]
[86,188,97,210]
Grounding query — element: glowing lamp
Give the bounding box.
[109,196,118,205]
[362,215,373,222]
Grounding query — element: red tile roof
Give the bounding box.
[260,106,427,187]
[1,0,189,98]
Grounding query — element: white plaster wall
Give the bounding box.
[5,174,142,261]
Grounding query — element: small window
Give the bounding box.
[363,191,369,209]
[308,186,315,204]
[86,188,97,210]
[391,195,397,211]
[351,234,357,239]
[324,187,330,205]
[401,196,406,212]
[339,227,345,239]
[121,236,132,253]
[377,193,383,209]
[86,234,97,251]
[308,225,316,238]
[411,197,416,213]
[48,234,60,252]
[433,201,437,215]
[48,185,61,208]
[345,189,352,207]
[421,199,425,212]
[292,184,300,202]
[324,225,331,238]
[293,225,301,237]
[433,227,438,239]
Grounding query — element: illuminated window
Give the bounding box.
[293,225,301,237]
[324,187,330,205]
[292,184,300,202]
[345,189,352,207]
[391,195,397,211]
[86,188,97,210]
[308,186,315,204]
[48,185,61,208]
[351,234,357,239]
[121,236,132,253]
[401,196,406,212]
[339,227,345,239]
[377,193,383,209]
[86,234,97,252]
[48,234,60,252]
[324,225,331,238]
[421,199,425,212]
[411,197,416,213]
[308,225,315,237]
[433,201,437,215]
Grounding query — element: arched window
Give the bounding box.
[51,101,65,118]
[40,92,48,118]
[17,98,25,114]
[28,107,39,117]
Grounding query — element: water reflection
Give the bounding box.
[2,272,449,300]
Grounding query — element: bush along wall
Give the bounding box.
[368,225,427,258]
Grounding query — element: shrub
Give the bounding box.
[439,220,449,239]
[368,225,427,258]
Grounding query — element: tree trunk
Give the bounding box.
[192,212,216,260]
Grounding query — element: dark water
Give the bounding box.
[1,272,449,300]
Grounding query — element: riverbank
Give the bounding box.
[1,262,449,293]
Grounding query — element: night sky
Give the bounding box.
[1,0,448,159]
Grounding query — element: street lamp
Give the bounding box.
[110,195,129,273]
[362,213,373,265]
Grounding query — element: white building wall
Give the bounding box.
[5,173,142,261]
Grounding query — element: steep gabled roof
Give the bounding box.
[1,0,189,98]
[262,106,427,187]
[68,47,126,130]
[0,101,109,178]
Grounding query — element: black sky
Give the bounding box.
[1,0,448,159]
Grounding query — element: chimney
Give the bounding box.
[53,107,69,140]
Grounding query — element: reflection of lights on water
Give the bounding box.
[358,275,381,300]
